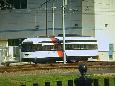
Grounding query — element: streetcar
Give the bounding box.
[21,36,98,63]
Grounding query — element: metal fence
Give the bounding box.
[21,78,115,86]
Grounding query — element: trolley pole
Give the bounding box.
[62,0,67,64]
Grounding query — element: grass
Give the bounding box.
[0,70,115,86]
[0,74,77,86]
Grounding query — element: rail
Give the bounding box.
[0,61,115,73]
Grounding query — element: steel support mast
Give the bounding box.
[62,0,67,64]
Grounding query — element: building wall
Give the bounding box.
[0,40,8,47]
[0,0,95,39]
[98,51,115,61]
[82,0,95,36]
[0,40,8,64]
[95,0,115,61]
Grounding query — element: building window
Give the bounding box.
[105,24,108,27]
[0,0,27,10]
[75,24,78,27]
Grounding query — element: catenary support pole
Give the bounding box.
[62,0,66,64]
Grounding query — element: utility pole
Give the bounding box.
[62,0,67,64]
[52,0,55,36]
[46,0,48,37]
[35,11,37,28]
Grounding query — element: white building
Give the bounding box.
[95,0,115,61]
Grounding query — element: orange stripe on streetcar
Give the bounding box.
[50,37,63,58]
[57,50,63,57]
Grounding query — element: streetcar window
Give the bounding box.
[21,44,32,52]
[41,45,53,51]
[65,44,97,50]
[21,43,97,51]
[21,44,42,52]
[41,44,62,51]
[85,44,97,50]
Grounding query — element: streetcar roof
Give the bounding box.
[56,37,97,41]
[22,37,97,44]
[22,38,52,44]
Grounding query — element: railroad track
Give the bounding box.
[0,61,115,73]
